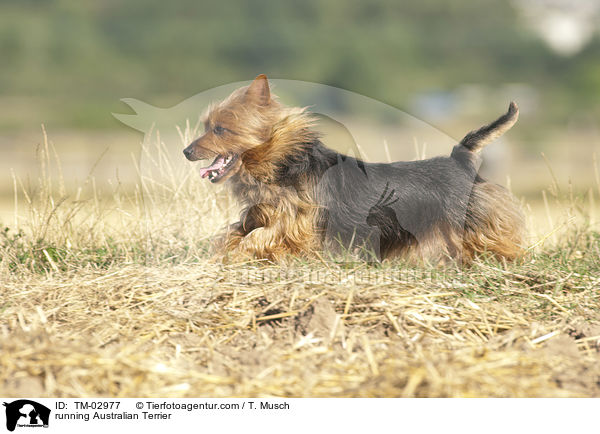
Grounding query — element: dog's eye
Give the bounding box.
[213,125,225,135]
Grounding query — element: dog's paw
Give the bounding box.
[207,252,226,264]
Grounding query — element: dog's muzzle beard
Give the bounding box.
[197,154,239,183]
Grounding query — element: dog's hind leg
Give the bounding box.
[462,182,525,261]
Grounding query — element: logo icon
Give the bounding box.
[114,79,460,263]
[3,400,50,432]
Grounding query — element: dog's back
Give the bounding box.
[315,102,524,262]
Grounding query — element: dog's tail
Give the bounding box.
[454,102,519,155]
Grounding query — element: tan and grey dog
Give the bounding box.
[184,74,524,263]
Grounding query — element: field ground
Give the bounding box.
[1,129,599,397]
[2,255,600,397]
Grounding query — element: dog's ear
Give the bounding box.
[246,74,270,106]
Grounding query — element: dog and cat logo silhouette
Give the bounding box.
[3,400,50,431]
[116,78,522,264]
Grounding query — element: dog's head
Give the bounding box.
[183,74,283,183]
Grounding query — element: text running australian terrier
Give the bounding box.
[183,74,524,263]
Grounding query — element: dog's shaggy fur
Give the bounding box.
[183,74,524,263]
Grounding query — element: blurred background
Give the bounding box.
[1,0,599,232]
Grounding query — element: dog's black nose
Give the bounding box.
[183,146,193,159]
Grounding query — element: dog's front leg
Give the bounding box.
[234,223,287,262]
[219,222,247,250]
[208,222,245,262]
[215,203,274,261]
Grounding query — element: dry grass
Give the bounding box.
[1,128,599,397]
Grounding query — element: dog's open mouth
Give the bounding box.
[198,154,238,182]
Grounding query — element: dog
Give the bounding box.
[183,74,524,263]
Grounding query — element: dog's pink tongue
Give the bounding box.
[198,156,225,178]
